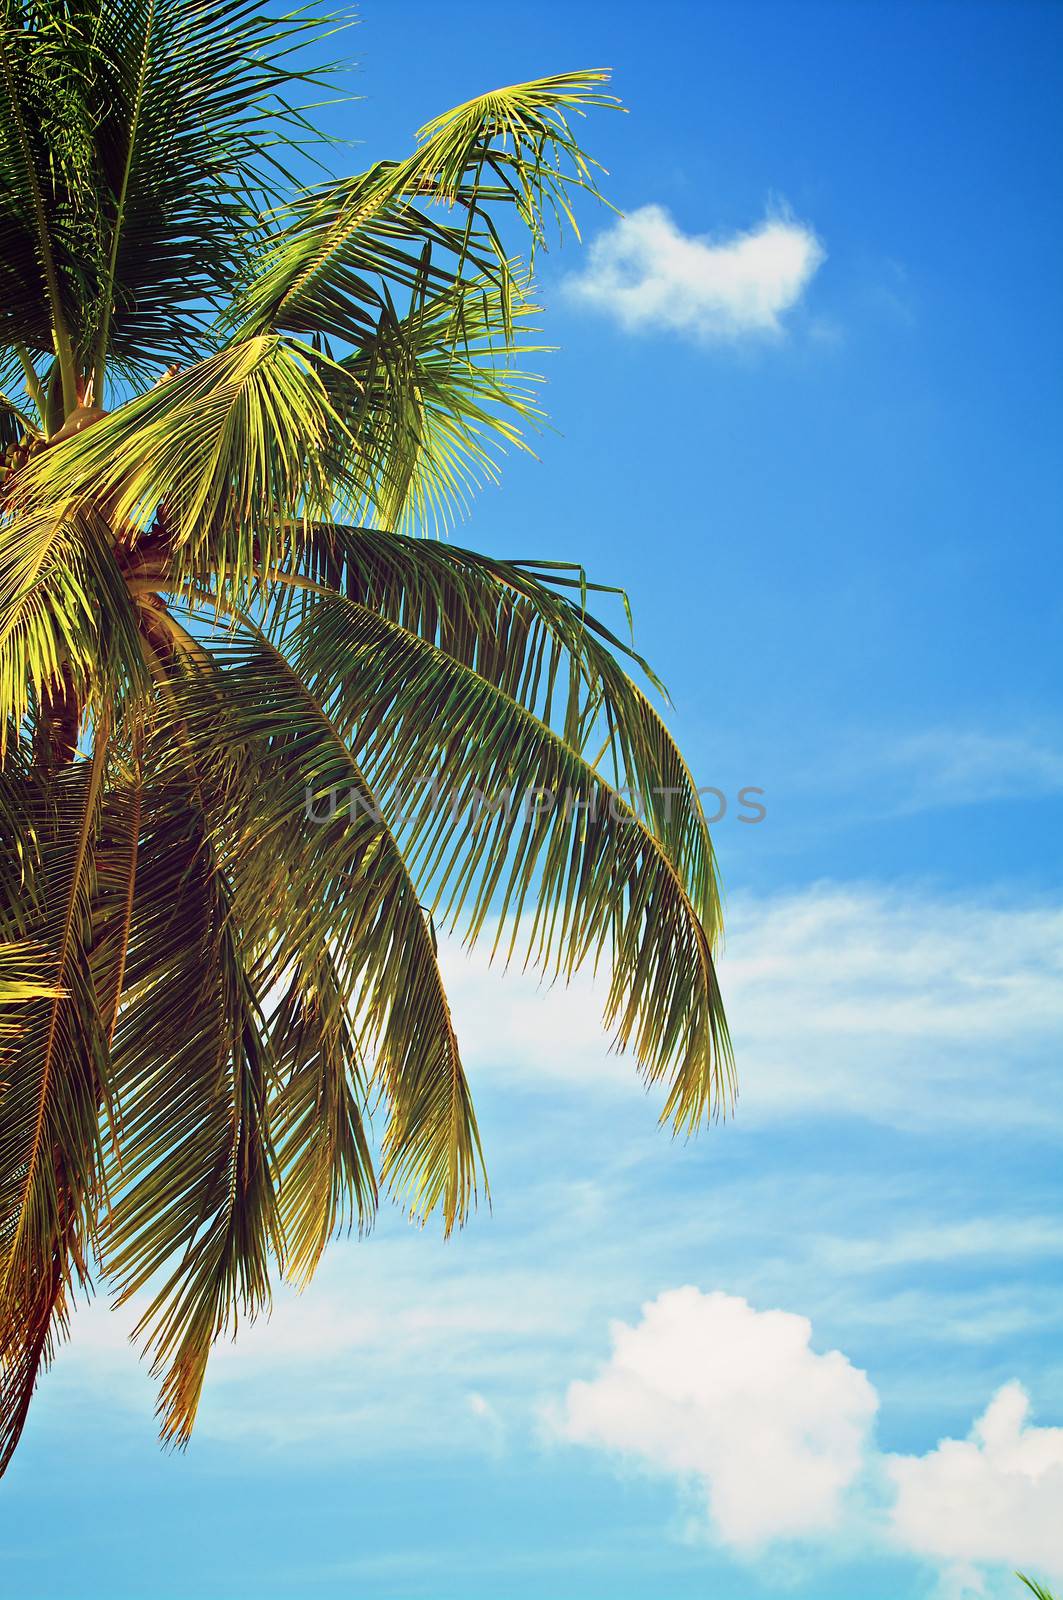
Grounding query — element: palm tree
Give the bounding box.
[0,0,732,1468]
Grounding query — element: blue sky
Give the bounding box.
[5,3,1063,1595]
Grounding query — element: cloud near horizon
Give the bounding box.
[554,1289,1063,1586]
[887,1381,1063,1576]
[564,204,825,341]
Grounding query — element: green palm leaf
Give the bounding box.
[0,743,110,1469]
[232,69,619,345]
[152,622,487,1236]
[1017,1578,1059,1600]
[100,749,282,1445]
[0,502,147,744]
[286,594,731,1131]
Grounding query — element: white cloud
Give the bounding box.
[440,885,1063,1130]
[887,727,1063,809]
[717,886,1063,1125]
[555,1287,878,1551]
[813,724,1063,816]
[556,1291,1063,1584]
[887,1382,1063,1580]
[814,1216,1063,1275]
[565,204,825,341]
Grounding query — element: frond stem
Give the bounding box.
[13,345,45,418]
[91,0,157,401]
[0,35,77,417]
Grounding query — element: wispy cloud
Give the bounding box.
[440,885,1063,1128]
[564,204,825,342]
[814,724,1063,817]
[811,1216,1063,1274]
[718,885,1063,1125]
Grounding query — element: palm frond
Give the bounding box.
[285,594,732,1132]
[1017,1578,1058,1600]
[0,0,338,396]
[275,524,719,924]
[16,338,349,591]
[0,0,87,407]
[100,753,282,1445]
[162,624,487,1234]
[320,276,547,532]
[232,69,618,346]
[0,501,147,747]
[268,952,375,1285]
[0,743,110,1470]
[87,0,339,391]
[0,940,55,1009]
[89,750,143,1044]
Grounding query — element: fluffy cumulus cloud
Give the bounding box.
[564,204,825,341]
[555,1287,878,1550]
[556,1290,1063,1583]
[887,1382,1063,1578]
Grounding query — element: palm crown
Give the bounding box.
[0,0,732,1469]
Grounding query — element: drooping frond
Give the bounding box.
[282,593,732,1131]
[0,745,110,1469]
[276,524,720,926]
[267,953,375,1285]
[160,624,486,1234]
[100,745,282,1445]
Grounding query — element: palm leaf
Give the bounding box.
[286,522,717,898]
[0,0,85,407]
[0,0,336,398]
[0,740,110,1469]
[17,337,349,590]
[0,501,147,748]
[286,594,732,1131]
[100,751,282,1445]
[268,952,375,1285]
[233,70,619,344]
[162,624,487,1234]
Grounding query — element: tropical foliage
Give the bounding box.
[0,0,731,1467]
[1018,1577,1059,1599]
